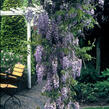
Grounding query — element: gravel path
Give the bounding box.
[0,80,109,109]
[0,80,47,109]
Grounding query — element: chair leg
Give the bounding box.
[4,96,12,109]
[4,95,21,109]
[13,95,21,106]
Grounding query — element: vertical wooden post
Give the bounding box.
[96,37,101,74]
[27,22,31,88]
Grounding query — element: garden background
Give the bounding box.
[0,0,109,108]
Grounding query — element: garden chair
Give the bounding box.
[0,63,25,109]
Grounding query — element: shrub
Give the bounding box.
[0,49,24,72]
[75,83,96,103]
[94,81,109,98]
[75,81,109,103]
[100,68,109,81]
[77,62,99,83]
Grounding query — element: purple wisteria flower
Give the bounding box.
[61,87,68,100]
[76,59,82,77]
[33,3,83,107]
[56,97,64,109]
[50,20,59,42]
[63,32,74,46]
[98,0,104,5]
[44,100,56,109]
[62,50,82,79]
[73,38,79,46]
[25,9,34,22]
[46,19,59,44]
[37,12,49,35]
[36,64,45,83]
[66,101,72,109]
[33,15,37,26]
[34,45,43,63]
[62,56,70,69]
[53,73,59,89]
[52,58,58,74]
[46,27,52,41]
[72,72,76,79]
[57,15,62,24]
[61,72,69,84]
[72,59,82,78]
[42,79,53,92]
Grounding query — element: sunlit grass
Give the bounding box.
[83,106,109,109]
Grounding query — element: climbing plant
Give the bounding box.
[31,0,98,108]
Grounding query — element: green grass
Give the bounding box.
[83,106,109,109]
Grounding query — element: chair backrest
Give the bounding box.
[12,63,25,77]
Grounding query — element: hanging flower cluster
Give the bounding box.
[37,12,49,36]
[34,45,43,63]
[25,9,34,22]
[44,100,56,109]
[33,0,96,108]
[33,11,82,108]
[34,45,45,83]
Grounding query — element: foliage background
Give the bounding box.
[0,0,27,54]
[0,0,28,73]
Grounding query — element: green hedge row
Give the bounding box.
[0,0,27,54]
[75,81,109,103]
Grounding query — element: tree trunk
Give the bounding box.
[96,37,101,74]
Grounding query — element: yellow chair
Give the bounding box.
[0,63,25,109]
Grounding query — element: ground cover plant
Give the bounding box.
[75,80,109,103]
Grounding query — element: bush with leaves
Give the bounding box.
[77,61,99,83]
[75,80,109,103]
[75,83,97,103]
[100,68,109,81]
[0,49,24,72]
[0,0,27,55]
[95,81,109,98]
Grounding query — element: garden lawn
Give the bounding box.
[83,106,109,109]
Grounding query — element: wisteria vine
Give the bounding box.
[32,0,98,109]
[34,13,82,108]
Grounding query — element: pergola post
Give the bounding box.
[27,22,31,88]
